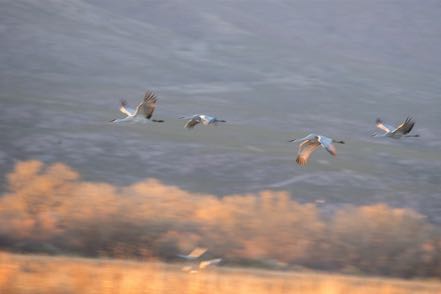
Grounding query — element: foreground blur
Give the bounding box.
[1,252,440,294]
[0,161,440,278]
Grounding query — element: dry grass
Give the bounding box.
[0,252,440,294]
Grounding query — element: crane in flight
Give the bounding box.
[372,117,419,139]
[110,91,164,123]
[289,134,345,166]
[179,114,226,129]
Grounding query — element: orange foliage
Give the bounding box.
[0,161,440,278]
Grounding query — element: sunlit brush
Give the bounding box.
[177,247,207,260]
[110,90,164,123]
[179,114,226,129]
[288,134,345,166]
[372,117,419,139]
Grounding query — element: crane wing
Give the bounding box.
[393,117,415,135]
[199,258,222,269]
[318,136,337,156]
[185,116,202,129]
[296,140,321,166]
[177,247,207,260]
[119,100,136,116]
[135,91,158,119]
[376,118,393,133]
[188,247,207,258]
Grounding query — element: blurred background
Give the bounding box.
[1,0,441,281]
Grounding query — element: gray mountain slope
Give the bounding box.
[1,0,440,221]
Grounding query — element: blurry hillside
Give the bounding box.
[1,0,441,221]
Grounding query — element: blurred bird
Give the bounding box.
[182,258,223,273]
[289,134,345,166]
[177,247,207,260]
[199,258,222,269]
[372,117,419,139]
[179,114,226,129]
[110,91,164,123]
[181,266,199,274]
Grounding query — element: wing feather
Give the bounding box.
[318,136,337,156]
[188,247,207,258]
[119,99,135,116]
[135,91,158,119]
[296,140,321,166]
[393,117,415,135]
[376,118,391,133]
[324,143,337,156]
[185,116,202,129]
[199,258,222,269]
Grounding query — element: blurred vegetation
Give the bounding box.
[0,161,440,278]
[2,252,441,294]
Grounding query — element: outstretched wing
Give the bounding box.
[177,254,194,260]
[188,247,207,258]
[296,140,321,166]
[393,117,415,135]
[177,247,207,260]
[135,91,158,119]
[199,258,222,269]
[376,118,393,133]
[119,99,136,116]
[318,136,337,156]
[185,116,202,129]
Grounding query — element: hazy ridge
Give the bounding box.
[1,0,441,221]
